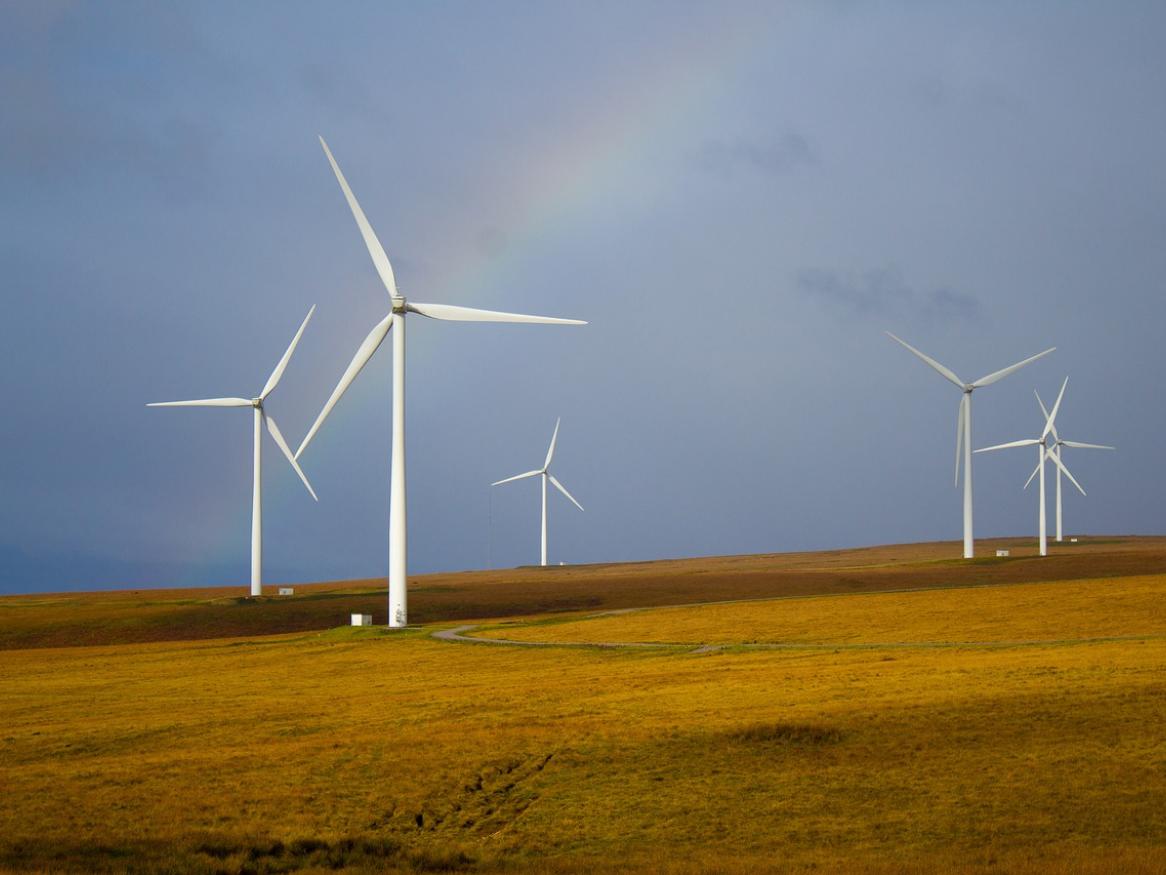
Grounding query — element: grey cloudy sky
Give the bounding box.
[2,1,1163,593]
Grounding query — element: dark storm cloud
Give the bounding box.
[296,63,379,117]
[695,132,817,178]
[0,5,219,200]
[796,267,983,325]
[0,95,217,201]
[2,2,1164,594]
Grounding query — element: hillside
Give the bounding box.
[2,536,1162,650]
[0,538,1163,872]
[2,539,1166,872]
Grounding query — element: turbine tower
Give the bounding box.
[296,137,586,627]
[148,307,318,596]
[1034,387,1114,542]
[492,418,584,566]
[975,378,1082,557]
[887,332,1054,559]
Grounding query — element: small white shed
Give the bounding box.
[351,613,373,627]
[278,587,294,596]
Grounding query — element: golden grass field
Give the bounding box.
[473,574,1166,646]
[1,537,1164,873]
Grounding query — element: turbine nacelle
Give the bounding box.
[295,139,586,465]
[147,306,319,504]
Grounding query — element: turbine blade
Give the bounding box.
[1048,449,1087,496]
[548,474,584,512]
[885,332,965,389]
[954,394,966,487]
[1022,455,1043,490]
[491,469,543,487]
[971,347,1055,388]
[544,418,561,470]
[1034,390,1059,442]
[319,136,399,297]
[264,413,318,501]
[261,305,316,400]
[147,398,252,407]
[295,313,393,458]
[1041,377,1068,440]
[406,301,586,325]
[1060,441,1115,450]
[975,438,1041,453]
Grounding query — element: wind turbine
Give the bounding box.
[1034,386,1115,542]
[296,137,586,627]
[148,307,318,596]
[492,418,584,566]
[974,377,1081,557]
[887,332,1055,558]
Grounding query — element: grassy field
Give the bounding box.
[473,574,1166,647]
[1,538,1165,873]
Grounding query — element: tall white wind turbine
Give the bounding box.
[1034,387,1115,542]
[887,332,1055,558]
[492,418,584,566]
[974,377,1081,557]
[148,307,318,596]
[296,137,586,627]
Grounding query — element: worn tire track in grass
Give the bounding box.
[433,623,682,650]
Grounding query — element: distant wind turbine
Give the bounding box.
[296,137,586,627]
[492,418,584,566]
[148,307,318,596]
[887,332,1055,558]
[975,377,1080,557]
[1034,385,1115,542]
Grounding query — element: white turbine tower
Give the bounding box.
[148,307,318,596]
[974,377,1081,557]
[1034,386,1115,542]
[296,137,586,627]
[887,332,1055,559]
[492,418,584,566]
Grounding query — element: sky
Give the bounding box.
[2,1,1164,594]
